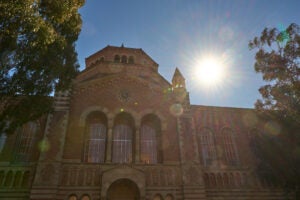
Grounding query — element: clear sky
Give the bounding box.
[76,0,300,108]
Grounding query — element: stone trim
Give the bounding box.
[101,166,145,199]
[79,106,110,127]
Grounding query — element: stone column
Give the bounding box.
[106,128,113,163]
[135,126,140,163]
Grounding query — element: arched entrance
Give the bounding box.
[107,179,140,200]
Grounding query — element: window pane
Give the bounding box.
[141,125,157,164]
[85,123,106,163]
[222,129,238,165]
[112,124,132,163]
[199,129,216,166]
[121,55,127,63]
[114,55,120,62]
[15,122,37,162]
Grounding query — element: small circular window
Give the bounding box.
[118,90,131,102]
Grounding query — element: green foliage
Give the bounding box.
[249,23,300,198]
[249,23,300,123]
[0,0,85,132]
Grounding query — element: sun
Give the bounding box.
[194,56,225,87]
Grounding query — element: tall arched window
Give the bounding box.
[15,122,37,162]
[221,128,239,165]
[128,56,134,64]
[114,55,120,62]
[84,112,107,163]
[121,55,127,63]
[112,113,134,163]
[140,114,161,164]
[198,128,216,166]
[99,56,104,62]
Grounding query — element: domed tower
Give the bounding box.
[172,68,190,112]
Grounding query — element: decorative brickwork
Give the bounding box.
[0,45,288,200]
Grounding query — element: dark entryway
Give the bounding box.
[107,178,140,200]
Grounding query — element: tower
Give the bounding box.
[172,67,190,112]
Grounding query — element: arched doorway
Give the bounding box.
[107,179,140,200]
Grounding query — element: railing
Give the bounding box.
[0,166,34,189]
[203,169,255,189]
[60,163,181,187]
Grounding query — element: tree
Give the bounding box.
[249,23,300,199]
[0,0,85,133]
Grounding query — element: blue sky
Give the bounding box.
[76,0,300,108]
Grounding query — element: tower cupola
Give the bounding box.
[172,68,186,89]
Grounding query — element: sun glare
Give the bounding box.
[195,56,225,87]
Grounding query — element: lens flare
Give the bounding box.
[38,139,50,152]
[194,56,225,87]
[170,103,183,116]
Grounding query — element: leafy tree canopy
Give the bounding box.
[0,0,85,133]
[249,23,300,123]
[249,23,300,198]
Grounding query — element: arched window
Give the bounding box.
[140,114,161,164]
[68,194,78,200]
[15,122,37,162]
[165,194,174,200]
[81,194,90,200]
[153,194,163,200]
[221,128,238,165]
[128,56,134,64]
[114,55,120,62]
[198,128,216,166]
[112,113,134,163]
[84,112,107,163]
[121,55,127,63]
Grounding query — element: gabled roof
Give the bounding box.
[85,45,158,66]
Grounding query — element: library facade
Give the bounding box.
[0,45,284,200]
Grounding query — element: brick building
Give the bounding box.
[0,45,285,200]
